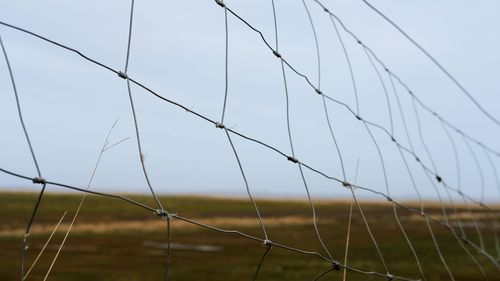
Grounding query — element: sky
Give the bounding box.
[0,0,499,203]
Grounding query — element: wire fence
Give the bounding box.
[1,0,499,280]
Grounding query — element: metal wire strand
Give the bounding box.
[0,35,41,178]
[482,147,500,258]
[312,267,335,281]
[349,187,390,275]
[424,217,456,281]
[410,98,438,173]
[321,96,347,181]
[164,217,172,281]
[363,47,394,136]
[0,33,46,281]
[388,74,415,152]
[392,204,427,281]
[252,244,271,281]
[122,0,164,211]
[328,14,359,115]
[224,128,268,240]
[462,135,486,204]
[362,123,390,195]
[220,6,229,124]
[462,135,491,251]
[342,199,354,281]
[270,0,279,51]
[124,0,135,73]
[360,0,500,128]
[301,0,321,90]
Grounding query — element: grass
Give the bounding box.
[0,191,498,281]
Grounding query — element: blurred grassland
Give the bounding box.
[0,191,498,281]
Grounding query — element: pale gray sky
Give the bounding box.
[1,0,499,202]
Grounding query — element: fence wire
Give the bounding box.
[1,1,499,281]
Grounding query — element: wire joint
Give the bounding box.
[215,122,225,129]
[118,71,128,79]
[215,0,225,8]
[435,175,442,182]
[32,177,46,185]
[332,261,341,271]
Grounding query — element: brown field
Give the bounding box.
[1,191,499,281]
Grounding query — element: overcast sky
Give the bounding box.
[1,0,499,203]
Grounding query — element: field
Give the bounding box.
[0,191,498,281]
